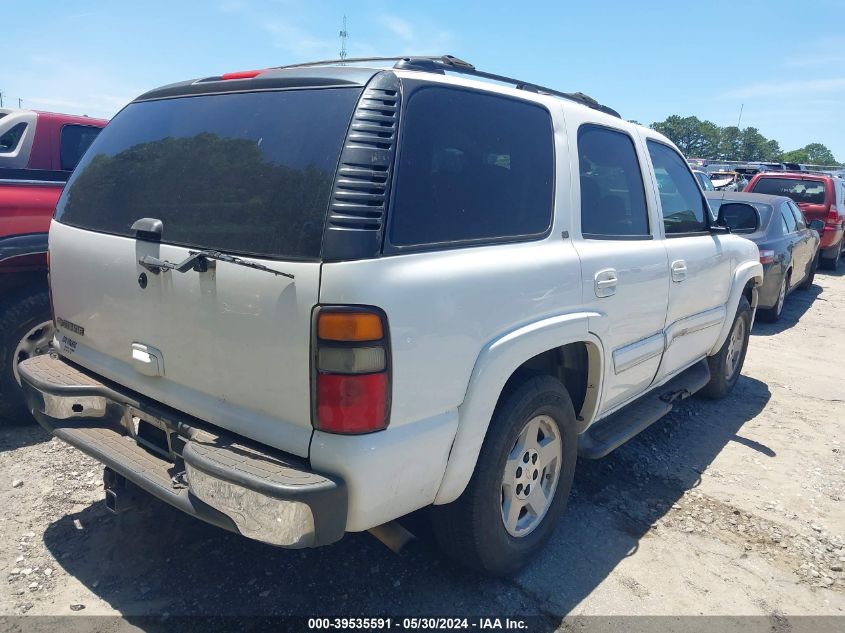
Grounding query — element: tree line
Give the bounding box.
[645,115,840,166]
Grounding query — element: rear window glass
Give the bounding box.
[388,87,553,248]
[60,124,102,171]
[750,178,828,205]
[0,122,27,154]
[56,88,361,260]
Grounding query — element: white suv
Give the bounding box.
[19,56,763,575]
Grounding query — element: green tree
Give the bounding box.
[803,143,836,165]
[652,115,709,157]
[781,143,837,165]
[765,139,782,161]
[718,126,742,161]
[739,127,770,162]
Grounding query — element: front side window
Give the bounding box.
[60,124,102,171]
[788,201,806,229]
[578,125,649,238]
[389,87,554,248]
[781,203,798,233]
[0,122,27,154]
[647,141,709,234]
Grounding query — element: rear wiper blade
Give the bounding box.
[191,250,295,279]
[138,250,294,280]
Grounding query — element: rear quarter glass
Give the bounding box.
[54,87,363,260]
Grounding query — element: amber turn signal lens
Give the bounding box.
[318,312,383,342]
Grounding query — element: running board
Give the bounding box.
[578,359,711,459]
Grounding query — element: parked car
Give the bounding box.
[17,55,763,576]
[688,157,708,169]
[694,169,715,191]
[706,192,822,322]
[782,162,806,172]
[708,171,748,192]
[745,172,845,269]
[0,108,107,421]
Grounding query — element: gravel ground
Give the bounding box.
[0,269,843,626]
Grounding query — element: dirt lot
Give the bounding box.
[1,269,843,626]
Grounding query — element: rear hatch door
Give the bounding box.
[50,86,362,456]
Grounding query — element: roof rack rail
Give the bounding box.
[274,55,621,118]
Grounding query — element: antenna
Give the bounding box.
[737,103,744,129]
[339,16,349,63]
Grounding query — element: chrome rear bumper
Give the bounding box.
[18,354,346,548]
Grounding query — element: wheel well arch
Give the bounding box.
[495,341,601,435]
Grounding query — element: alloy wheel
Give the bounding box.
[724,316,746,381]
[501,415,562,538]
[12,321,54,386]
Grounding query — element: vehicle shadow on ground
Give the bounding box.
[752,283,822,336]
[42,376,771,627]
[0,418,51,452]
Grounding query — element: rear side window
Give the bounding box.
[578,125,649,238]
[750,177,827,205]
[388,87,553,248]
[56,88,361,260]
[647,141,709,234]
[0,122,27,154]
[60,124,102,171]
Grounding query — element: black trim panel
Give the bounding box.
[0,233,48,264]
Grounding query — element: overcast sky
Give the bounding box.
[3,0,844,160]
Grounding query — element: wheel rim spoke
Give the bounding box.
[12,321,55,386]
[500,414,563,538]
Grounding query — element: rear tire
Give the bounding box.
[798,254,818,290]
[701,296,751,399]
[0,290,53,424]
[430,375,578,576]
[758,273,787,323]
[820,241,842,270]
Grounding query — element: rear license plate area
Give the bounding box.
[126,407,181,460]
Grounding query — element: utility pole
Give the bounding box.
[0,91,4,108]
[18,98,22,108]
[339,16,348,63]
[736,103,744,129]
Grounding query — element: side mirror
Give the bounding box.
[718,202,759,233]
[809,219,825,232]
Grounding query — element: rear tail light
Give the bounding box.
[46,249,56,327]
[312,308,390,434]
[759,249,775,265]
[827,206,842,228]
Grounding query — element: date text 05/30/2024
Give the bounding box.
[307,618,529,630]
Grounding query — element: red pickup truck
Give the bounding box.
[0,108,107,421]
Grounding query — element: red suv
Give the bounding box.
[745,172,845,269]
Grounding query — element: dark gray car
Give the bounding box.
[706,191,823,322]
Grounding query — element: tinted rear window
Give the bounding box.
[388,87,553,248]
[750,177,828,205]
[60,124,102,171]
[56,88,361,260]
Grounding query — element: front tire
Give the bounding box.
[0,290,53,423]
[430,375,578,576]
[701,296,751,399]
